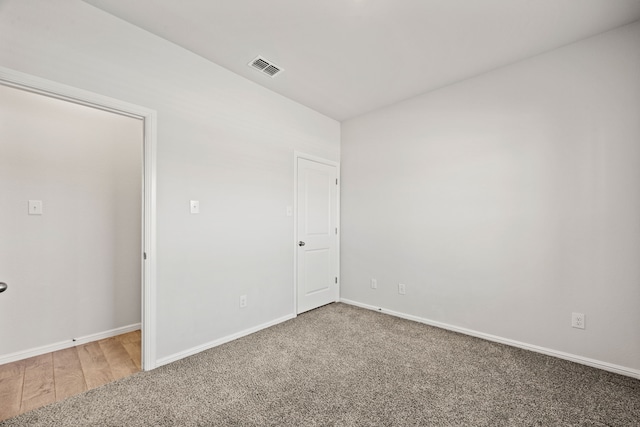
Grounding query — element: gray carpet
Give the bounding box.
[2,303,639,426]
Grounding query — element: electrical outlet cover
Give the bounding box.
[571,312,585,329]
[398,283,406,295]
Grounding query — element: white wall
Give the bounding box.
[0,0,340,362]
[0,84,142,355]
[341,21,640,373]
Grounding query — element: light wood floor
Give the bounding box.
[0,330,141,422]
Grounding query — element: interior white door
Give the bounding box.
[296,157,338,314]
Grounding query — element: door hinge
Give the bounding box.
[335,227,338,235]
[335,277,338,284]
[336,178,338,185]
[143,252,147,260]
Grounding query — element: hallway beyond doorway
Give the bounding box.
[0,330,141,422]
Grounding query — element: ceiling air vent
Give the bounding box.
[248,56,284,78]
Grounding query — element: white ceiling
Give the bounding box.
[83,0,640,121]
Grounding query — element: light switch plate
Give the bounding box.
[190,200,200,214]
[28,200,43,215]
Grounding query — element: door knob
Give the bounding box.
[298,241,306,247]
[0,282,7,293]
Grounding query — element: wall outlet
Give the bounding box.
[571,312,585,329]
[398,283,406,295]
[239,294,247,308]
[371,279,377,289]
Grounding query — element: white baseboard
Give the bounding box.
[0,323,141,365]
[340,298,640,380]
[156,313,296,367]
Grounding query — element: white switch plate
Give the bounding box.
[190,200,200,214]
[371,279,377,289]
[28,200,43,215]
[239,294,247,308]
[286,206,293,217]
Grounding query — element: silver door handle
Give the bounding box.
[0,282,7,293]
[298,241,305,247]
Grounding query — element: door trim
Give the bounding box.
[0,66,158,370]
[293,152,340,315]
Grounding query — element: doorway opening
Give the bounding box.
[0,66,157,371]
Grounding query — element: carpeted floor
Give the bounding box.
[2,303,639,426]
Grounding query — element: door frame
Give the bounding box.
[0,66,158,370]
[293,152,340,315]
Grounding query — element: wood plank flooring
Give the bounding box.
[0,330,140,422]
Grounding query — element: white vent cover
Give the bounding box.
[248,56,284,78]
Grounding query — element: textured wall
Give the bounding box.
[0,0,340,362]
[341,21,640,372]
